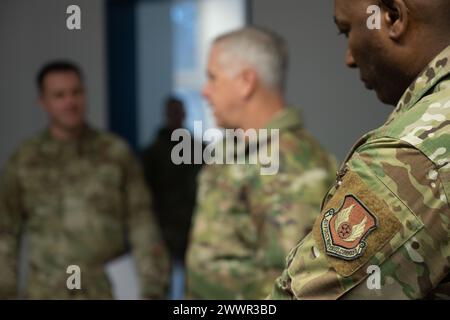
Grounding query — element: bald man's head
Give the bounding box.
[334,0,450,105]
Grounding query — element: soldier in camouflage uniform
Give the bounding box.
[270,0,450,299]
[0,61,169,299]
[186,27,337,299]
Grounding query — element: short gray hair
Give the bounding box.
[213,26,288,91]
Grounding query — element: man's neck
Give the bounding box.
[240,91,285,131]
[49,124,84,142]
[409,40,450,81]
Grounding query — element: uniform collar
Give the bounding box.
[388,45,450,121]
[219,107,303,160]
[339,45,450,172]
[39,124,97,157]
[264,107,303,130]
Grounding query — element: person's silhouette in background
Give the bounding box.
[141,96,204,299]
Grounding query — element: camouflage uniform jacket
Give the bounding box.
[270,46,450,300]
[0,126,169,299]
[186,108,337,299]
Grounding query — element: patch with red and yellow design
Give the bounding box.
[321,195,377,260]
[313,169,403,277]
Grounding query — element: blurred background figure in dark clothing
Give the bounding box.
[141,96,204,299]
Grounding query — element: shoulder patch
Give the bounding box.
[313,170,404,277]
[321,195,377,261]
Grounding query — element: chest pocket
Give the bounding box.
[20,167,62,220]
[233,184,260,249]
[82,162,124,216]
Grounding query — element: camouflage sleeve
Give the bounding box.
[270,138,450,299]
[0,156,24,299]
[122,148,170,299]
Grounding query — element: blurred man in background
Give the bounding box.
[141,96,204,299]
[270,0,450,299]
[0,61,169,299]
[186,27,337,299]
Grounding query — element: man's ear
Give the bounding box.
[238,68,258,99]
[381,0,409,40]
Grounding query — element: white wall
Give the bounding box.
[251,0,392,161]
[0,0,107,168]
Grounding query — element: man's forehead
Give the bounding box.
[334,0,372,20]
[43,72,82,91]
[44,71,79,83]
[333,0,349,23]
[207,46,224,72]
[209,45,222,62]
[335,0,375,6]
